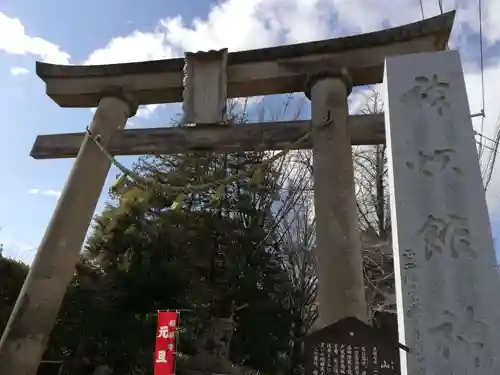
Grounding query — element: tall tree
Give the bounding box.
[0,254,28,331]
[352,90,394,315]
[44,104,295,375]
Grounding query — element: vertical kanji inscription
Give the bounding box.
[403,74,451,116]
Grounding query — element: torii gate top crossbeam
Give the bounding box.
[35,11,454,108]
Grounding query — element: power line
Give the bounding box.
[475,123,500,189]
[477,0,487,157]
[477,140,497,154]
[475,131,500,189]
[483,113,500,187]
[413,1,494,187]
[436,0,450,50]
[475,130,498,147]
[437,0,444,14]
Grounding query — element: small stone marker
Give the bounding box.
[305,317,400,375]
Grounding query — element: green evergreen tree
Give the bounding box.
[45,111,295,374]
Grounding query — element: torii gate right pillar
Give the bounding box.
[307,70,368,329]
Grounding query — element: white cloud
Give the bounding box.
[80,0,485,67]
[82,0,341,68]
[44,190,62,197]
[84,31,173,65]
[78,0,500,211]
[90,103,165,120]
[28,188,61,198]
[136,104,163,119]
[0,12,70,64]
[79,0,492,118]
[0,230,35,264]
[10,66,29,76]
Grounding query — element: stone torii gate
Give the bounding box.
[2,12,485,375]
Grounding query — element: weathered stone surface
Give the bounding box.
[183,49,228,124]
[30,114,385,160]
[384,50,500,374]
[310,75,367,328]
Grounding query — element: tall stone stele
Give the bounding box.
[384,50,500,374]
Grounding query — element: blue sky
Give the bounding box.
[1,0,500,263]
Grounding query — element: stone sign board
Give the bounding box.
[305,317,400,375]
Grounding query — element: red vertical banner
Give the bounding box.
[154,311,178,375]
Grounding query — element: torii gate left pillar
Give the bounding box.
[0,87,138,375]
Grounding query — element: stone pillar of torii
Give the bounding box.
[307,69,368,326]
[4,12,498,375]
[0,88,138,374]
